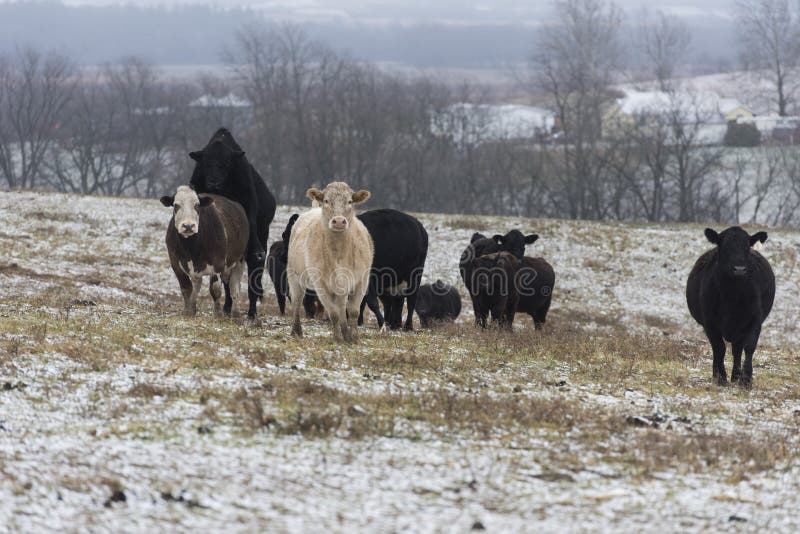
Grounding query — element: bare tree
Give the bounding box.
[637,9,691,90]
[531,0,625,219]
[736,0,800,116]
[0,47,74,189]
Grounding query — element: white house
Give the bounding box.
[432,103,556,144]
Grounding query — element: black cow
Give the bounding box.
[686,227,775,386]
[357,209,428,331]
[460,230,538,327]
[415,280,461,327]
[471,252,519,329]
[516,257,555,330]
[267,214,317,317]
[189,128,277,319]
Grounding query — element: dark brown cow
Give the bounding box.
[161,186,248,317]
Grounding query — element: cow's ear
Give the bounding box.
[704,228,719,244]
[492,234,505,244]
[307,188,324,203]
[199,196,214,207]
[189,151,202,162]
[470,232,486,243]
[352,190,371,204]
[750,231,768,246]
[233,150,245,160]
[160,195,174,207]
[525,234,539,244]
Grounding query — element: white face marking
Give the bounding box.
[172,186,201,237]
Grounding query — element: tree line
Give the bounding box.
[1,0,800,227]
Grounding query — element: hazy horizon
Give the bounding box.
[0,0,737,70]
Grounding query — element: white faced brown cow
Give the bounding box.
[286,181,373,342]
[161,186,249,317]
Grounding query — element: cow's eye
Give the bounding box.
[173,204,180,210]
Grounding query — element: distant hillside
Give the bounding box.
[0,1,736,70]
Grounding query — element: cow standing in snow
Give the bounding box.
[161,186,248,317]
[287,182,373,343]
[686,226,775,386]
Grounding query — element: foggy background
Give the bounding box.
[0,0,735,70]
[2,0,800,227]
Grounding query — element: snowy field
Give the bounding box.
[1,190,799,532]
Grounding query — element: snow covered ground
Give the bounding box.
[1,190,799,532]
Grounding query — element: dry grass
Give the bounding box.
[1,250,798,482]
[447,217,492,232]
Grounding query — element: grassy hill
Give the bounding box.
[0,190,799,531]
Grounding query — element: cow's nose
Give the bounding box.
[330,217,348,230]
[181,223,196,233]
[733,265,747,276]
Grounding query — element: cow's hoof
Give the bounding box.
[291,324,303,337]
[715,377,729,387]
[740,376,753,388]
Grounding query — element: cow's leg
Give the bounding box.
[245,207,266,266]
[489,301,503,327]
[245,255,263,320]
[209,274,224,317]
[730,340,744,383]
[742,326,761,388]
[186,276,201,317]
[505,303,516,331]
[362,289,385,330]
[222,281,233,316]
[705,326,727,386]
[346,294,362,343]
[317,291,345,342]
[174,268,196,317]
[404,269,423,331]
[228,260,245,318]
[288,274,304,338]
[471,294,487,328]
[383,295,403,330]
[533,300,551,331]
[276,290,286,315]
[267,256,285,314]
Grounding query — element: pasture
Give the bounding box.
[1,190,799,531]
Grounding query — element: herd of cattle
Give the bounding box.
[159,129,776,386]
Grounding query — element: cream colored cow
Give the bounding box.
[287,182,373,342]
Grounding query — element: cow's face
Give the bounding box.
[705,226,767,278]
[160,186,214,238]
[493,230,538,259]
[307,181,370,233]
[189,140,244,192]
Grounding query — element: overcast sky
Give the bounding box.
[56,0,734,24]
